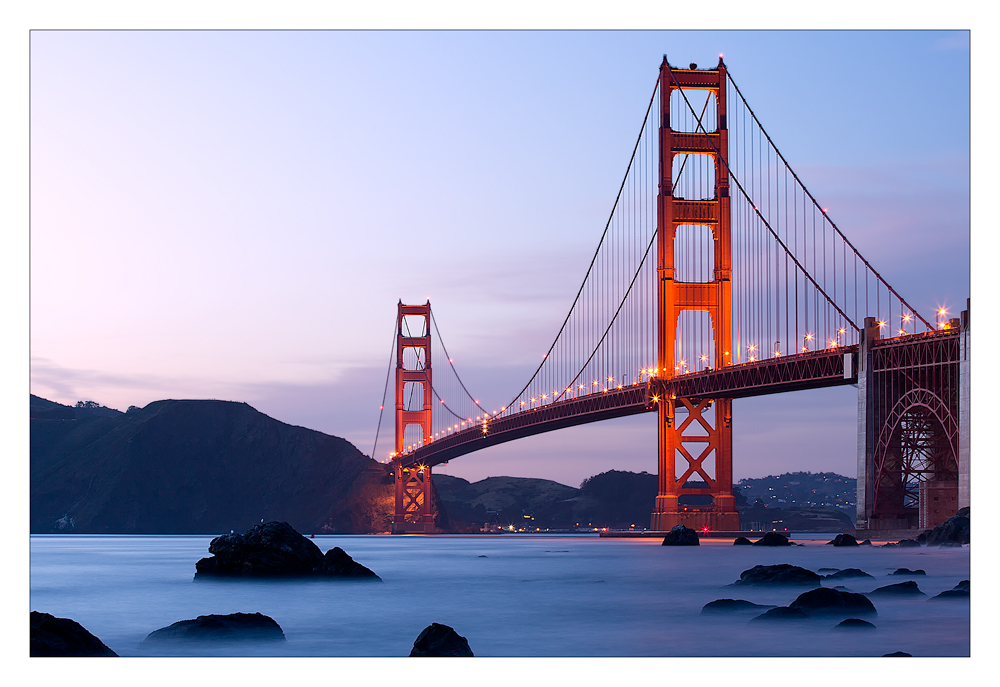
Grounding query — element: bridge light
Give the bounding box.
[877,321,886,329]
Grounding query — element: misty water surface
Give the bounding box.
[30,534,969,657]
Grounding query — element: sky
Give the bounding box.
[22,26,975,489]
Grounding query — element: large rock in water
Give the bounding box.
[789,587,877,618]
[868,581,925,597]
[661,524,699,546]
[141,613,286,644]
[753,532,791,546]
[409,623,474,657]
[195,521,380,580]
[828,533,859,547]
[731,564,822,586]
[917,507,970,546]
[30,611,118,656]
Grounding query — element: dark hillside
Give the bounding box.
[31,397,391,534]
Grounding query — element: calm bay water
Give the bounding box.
[29,534,970,658]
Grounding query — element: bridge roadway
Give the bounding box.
[397,344,862,469]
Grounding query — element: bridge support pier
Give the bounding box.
[650,396,740,532]
[392,462,435,534]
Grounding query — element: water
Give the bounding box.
[29,534,970,658]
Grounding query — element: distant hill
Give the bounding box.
[30,395,391,534]
[736,472,856,519]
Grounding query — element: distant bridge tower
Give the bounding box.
[392,300,435,533]
[651,56,740,532]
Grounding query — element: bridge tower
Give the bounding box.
[392,300,436,534]
[651,56,740,532]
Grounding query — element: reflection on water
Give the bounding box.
[29,534,970,657]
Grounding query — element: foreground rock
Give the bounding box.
[753,532,791,546]
[930,580,969,600]
[141,613,285,645]
[823,568,873,581]
[661,525,699,546]
[917,507,970,546]
[701,599,776,615]
[828,533,859,547]
[868,581,925,597]
[731,564,822,586]
[749,606,809,622]
[30,611,118,657]
[195,521,380,580]
[409,623,474,656]
[789,587,877,618]
[833,618,876,631]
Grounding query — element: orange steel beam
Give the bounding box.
[653,56,739,532]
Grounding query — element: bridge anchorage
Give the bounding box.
[381,55,969,537]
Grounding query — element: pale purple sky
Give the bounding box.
[25,28,974,487]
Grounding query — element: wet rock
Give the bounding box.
[749,606,809,622]
[896,539,921,548]
[195,521,380,580]
[732,564,822,586]
[823,568,873,581]
[833,618,876,631]
[868,581,925,597]
[661,524,699,546]
[409,623,474,657]
[859,539,873,546]
[883,651,912,656]
[889,568,926,577]
[141,612,285,644]
[30,611,118,657]
[319,547,381,579]
[789,587,877,618]
[701,599,777,615]
[930,580,969,600]
[916,507,969,546]
[733,537,752,546]
[828,533,859,547]
[753,532,791,546]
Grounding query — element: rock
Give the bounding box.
[753,532,791,546]
[732,564,822,586]
[30,611,118,657]
[661,524,699,546]
[916,507,969,546]
[896,539,921,548]
[833,618,876,631]
[828,533,859,547]
[195,521,380,580]
[701,599,777,615]
[889,568,926,577]
[409,623,474,657]
[823,568,873,581]
[733,536,752,546]
[141,613,285,644]
[749,606,809,622]
[883,651,912,657]
[859,539,872,546]
[319,547,381,580]
[868,581,925,597]
[789,587,877,618]
[930,580,969,600]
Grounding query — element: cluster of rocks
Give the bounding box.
[661,527,803,547]
[194,521,381,580]
[699,561,971,650]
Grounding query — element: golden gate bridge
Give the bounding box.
[372,56,970,538]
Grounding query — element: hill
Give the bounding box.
[30,395,391,534]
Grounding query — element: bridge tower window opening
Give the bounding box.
[671,153,716,201]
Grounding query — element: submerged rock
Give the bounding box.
[889,568,926,577]
[828,533,859,547]
[868,581,925,597]
[701,599,777,615]
[409,623,474,657]
[731,564,822,586]
[749,606,809,622]
[883,651,913,657]
[823,568,873,581]
[733,537,752,546]
[753,532,791,546]
[195,521,380,580]
[930,580,969,600]
[30,611,118,657]
[661,525,699,546]
[833,618,876,631]
[789,587,877,618]
[141,613,286,644]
